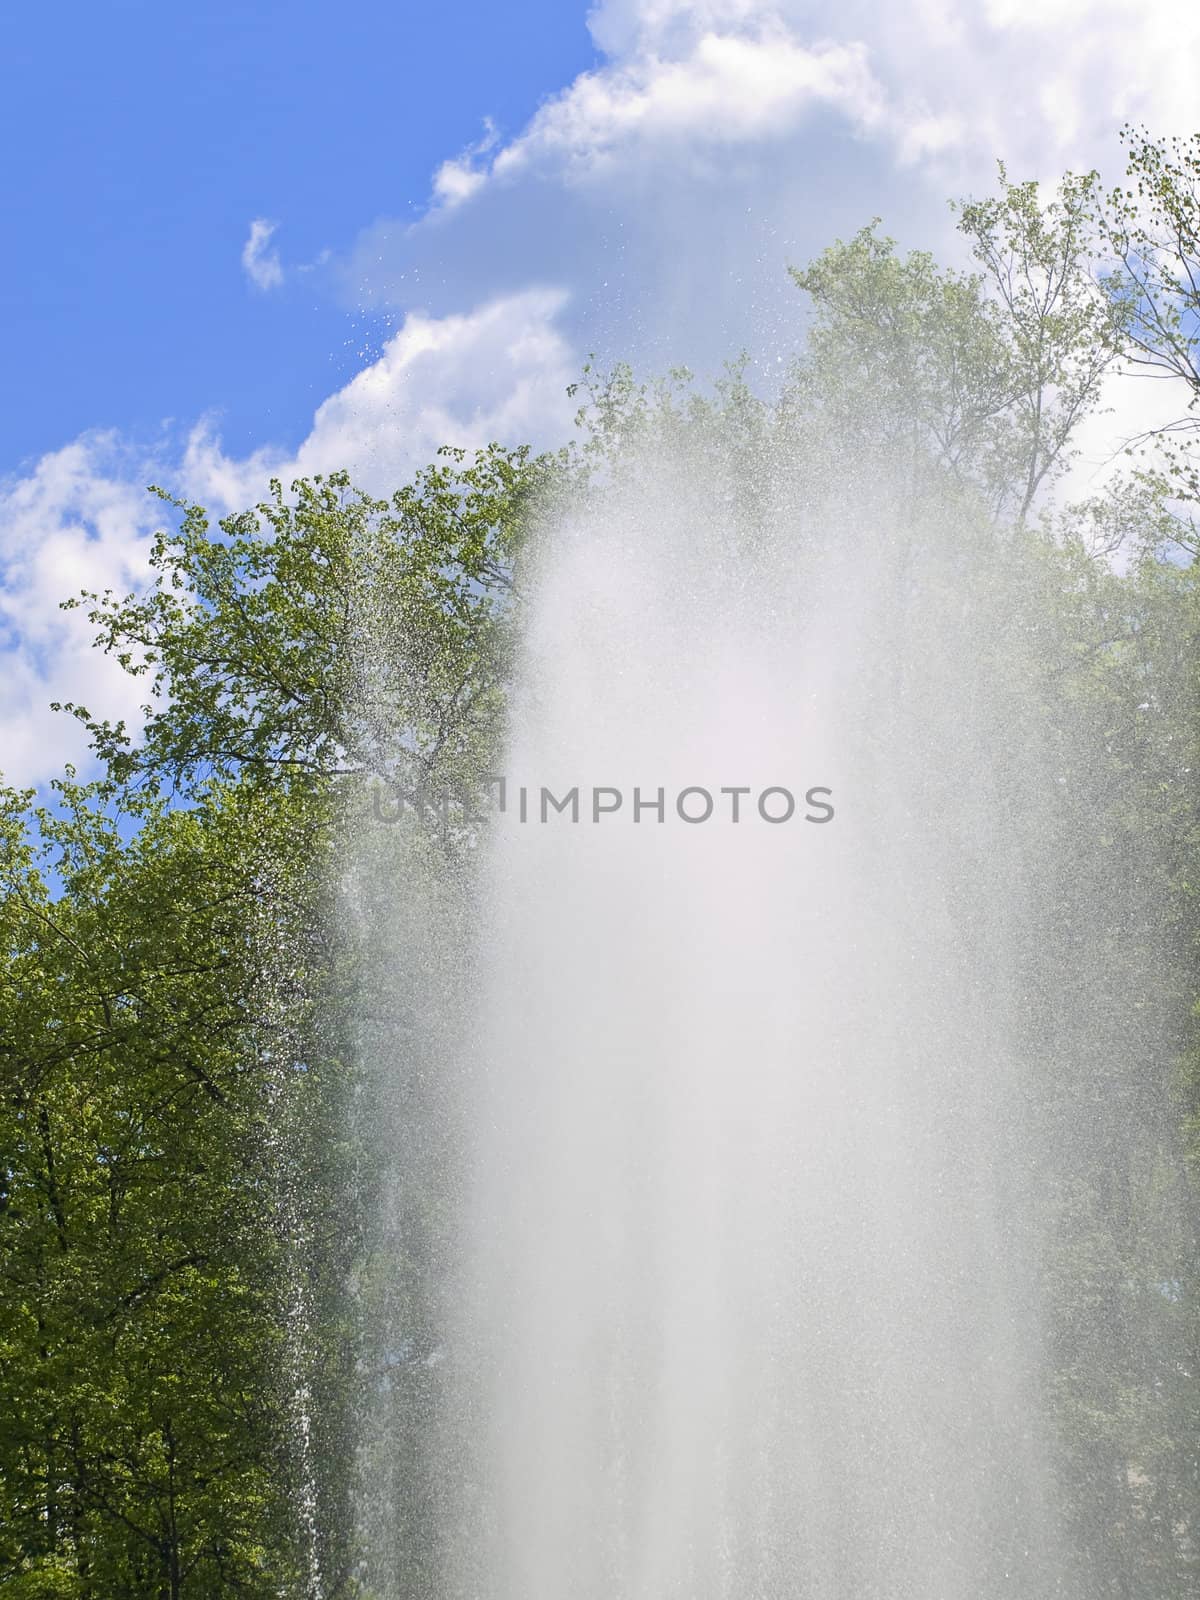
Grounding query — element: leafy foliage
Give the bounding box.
[2,146,1199,1596]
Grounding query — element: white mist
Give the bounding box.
[441,451,1070,1600]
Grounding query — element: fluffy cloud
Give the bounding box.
[432,119,501,210]
[822,0,1200,179]
[453,28,885,197]
[367,0,1200,283]
[183,287,577,512]
[569,1,1200,184]
[285,287,575,481]
[242,218,284,290]
[0,436,163,788]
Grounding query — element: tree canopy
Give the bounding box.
[2,137,1199,1597]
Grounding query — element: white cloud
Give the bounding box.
[484,27,886,185]
[433,159,488,209]
[242,218,284,290]
[0,436,163,788]
[433,119,501,211]
[400,1,1200,213]
[183,288,577,511]
[1063,370,1198,504]
[407,7,894,208]
[288,287,575,481]
[826,0,1200,181]
[586,0,770,56]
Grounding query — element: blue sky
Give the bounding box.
[2,0,1197,788]
[1,1,598,473]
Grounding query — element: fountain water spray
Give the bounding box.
[351,408,1188,1599]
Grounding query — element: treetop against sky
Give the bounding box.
[2,0,1200,789]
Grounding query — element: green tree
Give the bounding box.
[0,442,562,1596]
[60,446,562,806]
[0,775,347,1596]
[786,170,1121,527]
